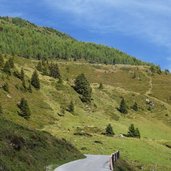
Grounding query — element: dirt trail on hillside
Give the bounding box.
[145,73,153,96]
[143,72,171,116]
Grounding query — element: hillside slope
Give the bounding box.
[0,54,170,170]
[0,17,148,65]
[0,118,83,171]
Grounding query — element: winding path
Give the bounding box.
[54,155,110,171]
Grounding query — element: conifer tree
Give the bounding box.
[18,98,31,119]
[99,83,103,90]
[127,124,135,137]
[28,80,32,93]
[8,57,14,68]
[22,78,26,89]
[20,68,25,80]
[132,102,138,111]
[2,82,9,92]
[134,128,141,138]
[118,98,128,114]
[49,63,61,79]
[0,54,4,68]
[74,73,92,103]
[127,124,140,138]
[3,61,11,75]
[105,124,114,136]
[68,101,74,113]
[31,70,40,89]
[36,61,43,72]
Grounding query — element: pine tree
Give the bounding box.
[132,102,138,111]
[105,124,114,136]
[2,82,9,92]
[127,124,135,137]
[18,98,31,119]
[0,54,4,68]
[134,128,140,138]
[36,61,43,72]
[74,73,92,103]
[8,57,14,68]
[28,81,32,93]
[118,98,128,114]
[68,101,74,113]
[22,78,26,89]
[3,61,11,75]
[20,68,25,80]
[49,63,61,79]
[99,83,103,90]
[127,124,140,138]
[31,70,40,89]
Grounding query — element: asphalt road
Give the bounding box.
[54,155,111,171]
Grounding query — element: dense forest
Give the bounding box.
[0,17,148,65]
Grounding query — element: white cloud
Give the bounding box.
[44,0,171,47]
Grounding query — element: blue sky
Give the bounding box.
[0,0,171,70]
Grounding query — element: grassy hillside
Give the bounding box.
[0,54,171,170]
[0,118,83,171]
[0,16,149,65]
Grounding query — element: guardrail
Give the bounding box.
[109,151,120,171]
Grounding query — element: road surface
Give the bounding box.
[54,155,111,171]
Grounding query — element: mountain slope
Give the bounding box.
[0,118,83,171]
[0,17,148,65]
[0,54,170,170]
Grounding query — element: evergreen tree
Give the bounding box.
[22,78,26,89]
[132,102,138,111]
[18,98,31,119]
[28,80,32,93]
[127,124,135,137]
[3,61,11,75]
[99,83,103,90]
[49,63,61,79]
[118,98,128,114]
[36,61,43,72]
[105,124,114,136]
[0,54,4,68]
[127,124,140,138]
[68,101,74,113]
[20,68,25,80]
[8,57,14,68]
[2,82,9,92]
[31,70,40,89]
[134,128,141,138]
[74,73,92,103]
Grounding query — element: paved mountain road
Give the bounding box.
[54,155,111,171]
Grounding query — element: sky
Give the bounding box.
[0,0,171,70]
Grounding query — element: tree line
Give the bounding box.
[0,17,149,66]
